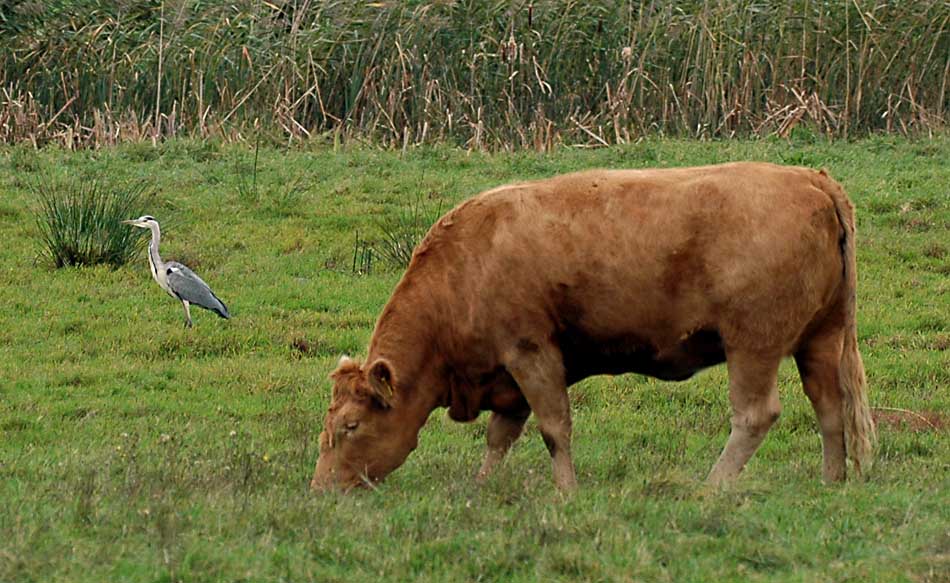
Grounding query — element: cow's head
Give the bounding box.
[310,356,418,491]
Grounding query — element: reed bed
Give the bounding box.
[1,0,947,149]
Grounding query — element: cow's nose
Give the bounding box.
[310,475,333,492]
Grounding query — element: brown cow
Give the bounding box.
[311,162,875,492]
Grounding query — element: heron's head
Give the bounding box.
[310,356,418,492]
[122,215,158,229]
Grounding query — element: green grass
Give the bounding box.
[0,137,948,582]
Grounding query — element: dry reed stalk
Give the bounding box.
[0,0,946,149]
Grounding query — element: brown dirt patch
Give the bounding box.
[290,336,314,357]
[872,408,946,432]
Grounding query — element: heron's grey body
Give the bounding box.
[124,216,230,327]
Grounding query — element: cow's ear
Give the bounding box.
[367,358,396,408]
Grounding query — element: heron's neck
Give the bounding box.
[147,224,164,275]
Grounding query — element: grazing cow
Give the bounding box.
[311,162,875,492]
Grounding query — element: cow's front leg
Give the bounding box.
[506,345,576,492]
[477,410,530,481]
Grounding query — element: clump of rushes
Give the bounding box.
[351,230,375,275]
[374,196,442,269]
[348,197,441,275]
[32,177,152,268]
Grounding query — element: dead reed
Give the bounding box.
[1,1,947,149]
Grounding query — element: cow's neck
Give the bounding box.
[365,288,448,428]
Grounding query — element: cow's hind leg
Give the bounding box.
[708,351,782,486]
[505,347,577,491]
[477,410,530,481]
[795,330,847,482]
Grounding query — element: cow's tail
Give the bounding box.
[819,169,876,477]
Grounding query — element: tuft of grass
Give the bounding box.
[348,196,441,274]
[373,196,442,269]
[235,136,262,204]
[32,176,152,268]
[9,144,39,172]
[350,230,375,276]
[235,135,311,217]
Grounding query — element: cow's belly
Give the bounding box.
[560,328,726,385]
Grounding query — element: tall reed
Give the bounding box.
[2,1,947,149]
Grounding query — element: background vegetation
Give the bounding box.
[31,178,152,268]
[2,0,948,149]
[0,137,947,581]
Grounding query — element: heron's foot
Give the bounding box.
[184,320,193,329]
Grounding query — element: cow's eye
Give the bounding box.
[344,421,359,432]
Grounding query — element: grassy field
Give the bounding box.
[0,137,948,582]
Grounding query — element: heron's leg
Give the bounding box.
[181,300,193,328]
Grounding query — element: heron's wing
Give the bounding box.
[165,262,230,318]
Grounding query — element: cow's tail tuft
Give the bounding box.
[819,169,876,477]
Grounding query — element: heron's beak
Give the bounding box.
[121,220,137,226]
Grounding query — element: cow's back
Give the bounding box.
[408,162,845,379]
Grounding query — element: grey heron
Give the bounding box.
[122,215,230,328]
